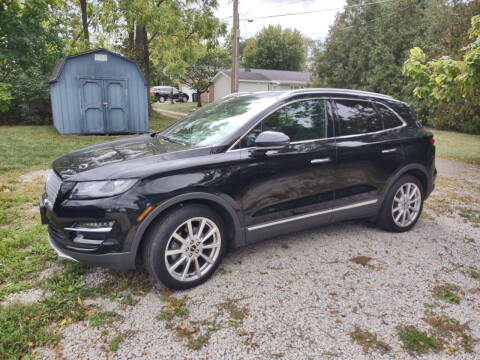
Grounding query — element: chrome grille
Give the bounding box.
[45,170,62,203]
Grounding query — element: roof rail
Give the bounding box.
[279,88,394,100]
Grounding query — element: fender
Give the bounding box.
[377,162,430,212]
[129,192,245,257]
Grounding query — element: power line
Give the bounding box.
[303,4,413,37]
[247,0,398,20]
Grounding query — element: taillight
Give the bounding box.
[429,137,435,146]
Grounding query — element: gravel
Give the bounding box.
[34,159,480,359]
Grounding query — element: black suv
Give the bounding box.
[151,86,189,103]
[39,89,436,289]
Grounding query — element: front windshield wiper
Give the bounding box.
[156,134,189,146]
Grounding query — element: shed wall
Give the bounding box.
[51,50,148,134]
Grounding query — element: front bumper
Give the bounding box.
[47,233,136,270]
[39,195,138,271]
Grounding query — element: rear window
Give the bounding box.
[376,103,403,129]
[334,100,382,136]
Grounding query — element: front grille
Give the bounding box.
[45,170,62,203]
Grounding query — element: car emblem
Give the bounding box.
[61,169,76,176]
[78,163,89,170]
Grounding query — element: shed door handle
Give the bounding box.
[311,158,331,164]
[382,148,397,154]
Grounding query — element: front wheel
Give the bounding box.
[377,175,424,232]
[143,205,226,289]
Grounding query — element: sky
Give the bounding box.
[215,0,347,41]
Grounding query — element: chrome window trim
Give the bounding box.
[247,199,378,231]
[227,96,407,152]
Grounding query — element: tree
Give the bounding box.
[403,15,480,134]
[180,46,229,107]
[242,25,307,71]
[0,0,66,124]
[310,0,478,125]
[102,0,224,113]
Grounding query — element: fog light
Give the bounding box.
[64,221,114,233]
[78,221,114,229]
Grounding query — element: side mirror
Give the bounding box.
[254,131,290,149]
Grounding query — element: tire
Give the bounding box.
[377,175,424,232]
[158,96,165,103]
[143,204,226,290]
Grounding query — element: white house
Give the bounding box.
[211,68,312,101]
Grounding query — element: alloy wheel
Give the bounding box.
[392,182,421,227]
[164,217,221,282]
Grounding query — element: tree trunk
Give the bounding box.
[197,91,202,107]
[134,25,151,116]
[127,24,135,54]
[79,0,89,45]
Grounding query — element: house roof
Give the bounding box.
[49,48,146,84]
[214,68,312,84]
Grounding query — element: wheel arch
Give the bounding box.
[378,163,430,212]
[131,192,245,261]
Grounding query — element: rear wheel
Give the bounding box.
[377,175,424,232]
[143,205,226,289]
[158,96,165,103]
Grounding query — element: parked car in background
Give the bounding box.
[151,86,189,103]
[39,89,436,290]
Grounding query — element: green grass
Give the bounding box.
[429,128,480,165]
[109,334,123,351]
[398,325,443,354]
[88,310,118,327]
[0,113,175,175]
[154,101,198,114]
[351,325,391,354]
[433,283,461,304]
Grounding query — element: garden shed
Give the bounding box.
[49,48,148,134]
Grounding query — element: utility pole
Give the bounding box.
[231,0,239,93]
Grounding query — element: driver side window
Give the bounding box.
[238,99,327,148]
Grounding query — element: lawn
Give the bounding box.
[0,112,175,359]
[0,112,175,175]
[153,101,199,114]
[430,128,480,165]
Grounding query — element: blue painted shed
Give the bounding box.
[49,48,148,134]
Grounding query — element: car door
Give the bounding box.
[332,98,405,222]
[235,98,337,243]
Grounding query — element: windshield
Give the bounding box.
[160,94,279,146]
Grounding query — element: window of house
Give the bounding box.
[334,100,382,136]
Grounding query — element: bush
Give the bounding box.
[403,16,480,134]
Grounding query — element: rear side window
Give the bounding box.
[334,100,382,136]
[376,103,403,129]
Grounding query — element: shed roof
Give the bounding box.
[216,68,312,84]
[49,48,146,84]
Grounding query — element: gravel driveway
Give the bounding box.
[35,158,480,359]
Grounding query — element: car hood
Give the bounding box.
[52,134,207,181]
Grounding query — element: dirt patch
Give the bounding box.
[1,288,45,306]
[19,169,49,184]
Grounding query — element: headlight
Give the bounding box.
[70,179,138,199]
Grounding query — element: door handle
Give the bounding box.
[311,158,331,164]
[103,102,109,107]
[381,148,397,154]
